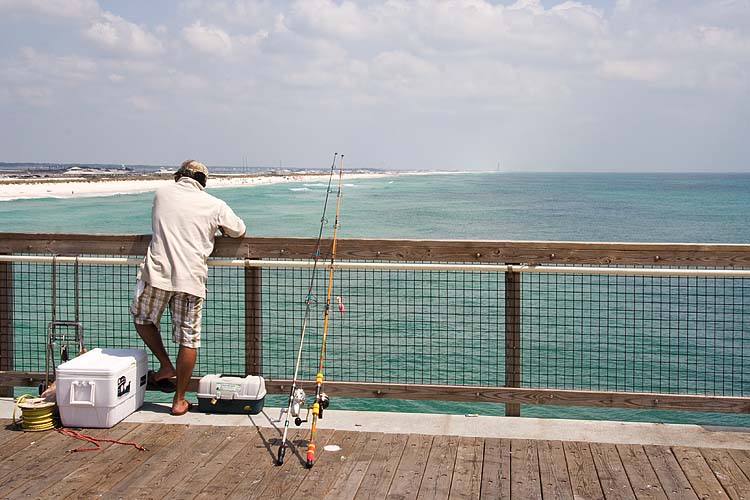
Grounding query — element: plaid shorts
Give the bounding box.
[130,280,204,348]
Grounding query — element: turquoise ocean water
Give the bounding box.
[4,172,750,241]
[2,171,750,425]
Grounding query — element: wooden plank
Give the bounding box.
[324,432,382,500]
[296,430,362,498]
[590,442,636,500]
[449,436,483,499]
[71,423,189,498]
[0,258,13,397]
[700,448,750,500]
[643,445,698,500]
[0,420,41,447]
[538,440,573,500]
[263,380,750,414]
[3,233,750,267]
[104,425,222,498]
[0,233,152,256]
[510,439,542,500]
[165,425,263,500]
[672,447,730,500]
[244,264,262,376]
[504,268,521,417]
[0,423,139,497]
[142,425,237,500]
[255,428,336,499]
[244,427,315,498]
[3,373,750,414]
[195,424,285,499]
[564,441,605,500]
[18,423,157,499]
[616,444,669,500]
[479,438,510,500]
[727,449,750,484]
[353,433,409,499]
[47,424,186,498]
[386,433,433,500]
[0,428,62,479]
[418,434,461,500]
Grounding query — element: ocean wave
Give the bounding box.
[289,187,312,192]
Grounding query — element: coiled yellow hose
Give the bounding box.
[13,394,57,432]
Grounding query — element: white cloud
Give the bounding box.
[126,95,152,111]
[599,58,671,83]
[0,47,101,109]
[291,0,380,40]
[1,0,749,169]
[0,0,100,20]
[83,12,164,56]
[371,50,438,92]
[700,26,750,53]
[550,2,605,33]
[183,0,286,31]
[14,86,53,107]
[0,1,165,58]
[183,22,233,56]
[12,47,98,83]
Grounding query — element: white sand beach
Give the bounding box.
[0,172,398,201]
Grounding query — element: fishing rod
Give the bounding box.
[276,152,338,467]
[303,153,344,468]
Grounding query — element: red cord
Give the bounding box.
[57,428,147,452]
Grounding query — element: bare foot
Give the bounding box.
[171,399,192,416]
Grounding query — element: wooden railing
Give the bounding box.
[1,233,750,417]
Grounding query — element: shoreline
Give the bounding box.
[0,171,458,202]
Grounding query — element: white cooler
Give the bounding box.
[55,348,148,428]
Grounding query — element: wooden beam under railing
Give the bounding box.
[1,232,750,267]
[2,372,749,414]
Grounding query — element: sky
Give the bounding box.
[0,0,748,172]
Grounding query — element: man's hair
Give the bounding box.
[176,159,208,187]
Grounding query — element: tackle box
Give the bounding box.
[197,374,266,414]
[55,348,148,428]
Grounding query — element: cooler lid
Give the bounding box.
[56,348,146,376]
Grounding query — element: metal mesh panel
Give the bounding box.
[3,258,749,400]
[262,266,504,386]
[522,272,750,396]
[8,260,247,377]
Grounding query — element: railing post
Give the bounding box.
[504,265,521,416]
[245,262,262,376]
[0,257,13,397]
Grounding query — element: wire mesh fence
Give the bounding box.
[522,272,750,396]
[2,257,749,401]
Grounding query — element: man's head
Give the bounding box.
[175,159,208,187]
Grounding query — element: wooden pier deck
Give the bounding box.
[2,418,750,499]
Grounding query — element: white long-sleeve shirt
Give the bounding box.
[138,177,246,298]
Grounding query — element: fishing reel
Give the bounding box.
[293,391,331,426]
[319,392,330,412]
[290,387,305,419]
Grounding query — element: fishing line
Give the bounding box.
[276,152,339,466]
[305,153,344,468]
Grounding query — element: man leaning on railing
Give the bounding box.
[130,160,246,416]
